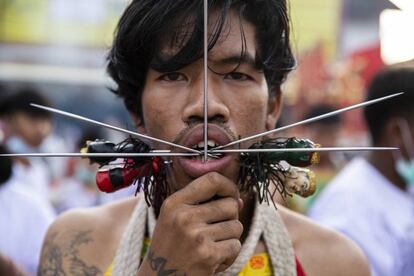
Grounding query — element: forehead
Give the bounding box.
[159,10,257,64]
[210,13,257,61]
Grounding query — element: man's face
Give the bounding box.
[10,112,52,148]
[139,12,280,189]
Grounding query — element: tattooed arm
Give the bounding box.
[37,208,115,276]
[38,198,138,276]
[38,230,102,276]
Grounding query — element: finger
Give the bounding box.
[201,220,243,242]
[173,172,240,205]
[194,197,241,223]
[214,239,242,273]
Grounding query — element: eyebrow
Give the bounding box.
[211,53,258,68]
[151,52,260,73]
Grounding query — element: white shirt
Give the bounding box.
[13,160,51,202]
[0,175,56,275]
[309,157,414,276]
[53,178,136,213]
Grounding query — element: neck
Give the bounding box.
[367,150,407,191]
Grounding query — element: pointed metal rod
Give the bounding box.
[214,92,404,149]
[30,103,201,154]
[203,0,209,162]
[0,152,199,158]
[210,147,399,153]
[1,147,398,158]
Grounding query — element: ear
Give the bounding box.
[389,117,414,159]
[130,112,147,134]
[384,117,408,157]
[266,88,282,131]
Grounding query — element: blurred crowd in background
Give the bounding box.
[0,0,413,275]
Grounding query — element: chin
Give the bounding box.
[169,155,240,190]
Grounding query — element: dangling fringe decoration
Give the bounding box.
[135,158,171,216]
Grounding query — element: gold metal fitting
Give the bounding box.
[80,140,92,154]
[302,169,316,197]
[310,143,321,165]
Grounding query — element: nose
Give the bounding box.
[182,75,230,125]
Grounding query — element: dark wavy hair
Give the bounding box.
[0,145,12,186]
[107,0,295,120]
[364,61,414,145]
[0,88,52,118]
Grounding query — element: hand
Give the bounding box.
[141,172,243,276]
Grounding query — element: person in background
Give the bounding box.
[289,105,342,213]
[51,129,103,212]
[0,88,56,275]
[53,129,135,212]
[309,60,414,276]
[0,88,53,201]
[0,143,55,275]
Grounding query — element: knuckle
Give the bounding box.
[206,172,221,186]
[192,206,202,218]
[160,196,175,215]
[228,239,242,256]
[229,198,239,213]
[230,220,244,237]
[221,220,243,238]
[194,231,207,245]
[222,198,239,218]
[175,210,193,226]
[196,246,217,266]
[186,181,199,195]
[211,202,225,216]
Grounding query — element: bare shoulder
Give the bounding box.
[278,205,370,276]
[38,196,139,276]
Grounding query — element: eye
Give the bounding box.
[158,72,187,82]
[224,72,253,81]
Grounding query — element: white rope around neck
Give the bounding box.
[112,195,296,276]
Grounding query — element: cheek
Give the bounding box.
[15,117,35,138]
[142,96,167,138]
[141,88,184,146]
[230,92,269,136]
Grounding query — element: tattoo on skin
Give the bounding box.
[38,230,102,276]
[147,250,186,276]
[38,233,67,276]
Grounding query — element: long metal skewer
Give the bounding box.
[210,147,398,153]
[1,147,397,159]
[214,92,404,150]
[203,0,209,162]
[0,152,199,158]
[30,103,200,154]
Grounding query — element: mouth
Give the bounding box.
[177,124,235,178]
[189,139,224,160]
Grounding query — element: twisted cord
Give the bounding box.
[112,197,296,275]
[112,196,147,276]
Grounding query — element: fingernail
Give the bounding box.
[238,198,244,210]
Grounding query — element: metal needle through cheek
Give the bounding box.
[213,92,404,149]
[30,103,201,154]
[209,147,399,154]
[0,152,200,158]
[203,0,208,162]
